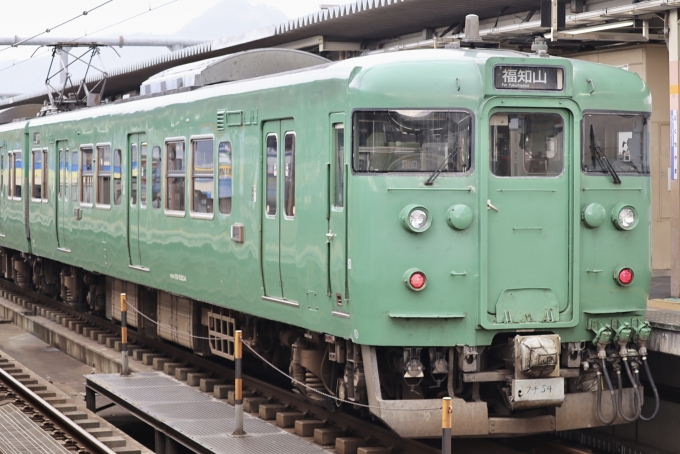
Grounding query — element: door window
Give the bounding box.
[490,113,564,177]
[283,133,295,218]
[334,125,344,208]
[265,134,277,216]
[218,142,232,215]
[130,144,138,206]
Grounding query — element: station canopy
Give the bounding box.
[1,0,676,109]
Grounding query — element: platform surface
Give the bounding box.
[86,372,327,454]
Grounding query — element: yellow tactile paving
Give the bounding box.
[648,299,680,311]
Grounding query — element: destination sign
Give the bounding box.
[494,66,564,91]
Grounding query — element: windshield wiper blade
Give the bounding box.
[424,146,459,186]
[590,124,621,185]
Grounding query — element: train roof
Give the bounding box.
[13,48,650,129]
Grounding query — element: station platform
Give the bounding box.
[647,276,680,355]
[85,372,327,454]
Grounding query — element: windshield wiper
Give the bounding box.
[424,146,459,186]
[590,124,621,185]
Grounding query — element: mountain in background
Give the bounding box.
[0,0,289,95]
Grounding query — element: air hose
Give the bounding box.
[616,362,641,422]
[637,357,660,421]
[597,358,617,425]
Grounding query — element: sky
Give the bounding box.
[0,0,349,94]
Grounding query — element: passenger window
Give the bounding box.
[32,149,42,200]
[490,113,564,177]
[152,146,161,209]
[218,142,232,215]
[13,151,22,200]
[81,147,94,204]
[265,135,277,216]
[334,125,344,208]
[7,153,13,198]
[43,150,48,201]
[71,151,78,202]
[166,141,186,213]
[131,144,137,206]
[191,138,214,215]
[284,133,295,217]
[113,149,122,206]
[97,145,111,206]
[140,144,147,207]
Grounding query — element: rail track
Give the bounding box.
[0,354,118,454]
[0,278,669,454]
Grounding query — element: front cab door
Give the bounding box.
[485,109,572,327]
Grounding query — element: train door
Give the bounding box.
[262,121,283,298]
[56,142,70,250]
[128,133,147,269]
[486,109,570,325]
[329,114,348,316]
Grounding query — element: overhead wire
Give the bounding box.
[0,0,179,75]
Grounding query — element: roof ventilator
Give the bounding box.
[446,15,500,49]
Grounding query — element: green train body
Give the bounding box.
[0,48,651,436]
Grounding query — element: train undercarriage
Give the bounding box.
[0,248,658,437]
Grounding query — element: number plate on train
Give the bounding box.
[511,377,564,402]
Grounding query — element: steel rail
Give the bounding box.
[0,358,117,454]
[0,279,439,454]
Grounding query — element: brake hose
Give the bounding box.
[597,358,617,425]
[637,357,660,421]
[616,363,640,422]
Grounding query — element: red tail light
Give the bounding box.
[618,268,633,286]
[410,272,426,290]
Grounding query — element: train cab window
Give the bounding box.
[334,125,344,208]
[353,110,472,173]
[191,138,214,216]
[71,151,78,201]
[113,149,122,206]
[32,149,42,201]
[81,147,94,205]
[582,113,650,176]
[490,113,564,177]
[166,140,186,213]
[265,134,277,216]
[218,142,232,215]
[97,145,111,207]
[284,133,295,217]
[152,146,161,209]
[140,144,147,207]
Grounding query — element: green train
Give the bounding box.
[0,44,653,437]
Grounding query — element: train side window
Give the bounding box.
[265,134,277,216]
[191,138,214,217]
[71,151,78,202]
[7,152,13,198]
[284,132,295,217]
[96,145,111,207]
[166,140,186,214]
[42,149,48,202]
[152,146,161,209]
[113,149,122,206]
[13,151,22,200]
[81,147,94,205]
[334,125,344,208]
[140,144,147,207]
[131,144,137,206]
[32,149,42,201]
[218,141,232,215]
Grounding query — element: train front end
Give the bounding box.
[343,50,652,436]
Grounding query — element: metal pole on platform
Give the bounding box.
[442,396,452,454]
[232,330,246,436]
[120,293,129,376]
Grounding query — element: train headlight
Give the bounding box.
[611,204,638,231]
[400,205,431,233]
